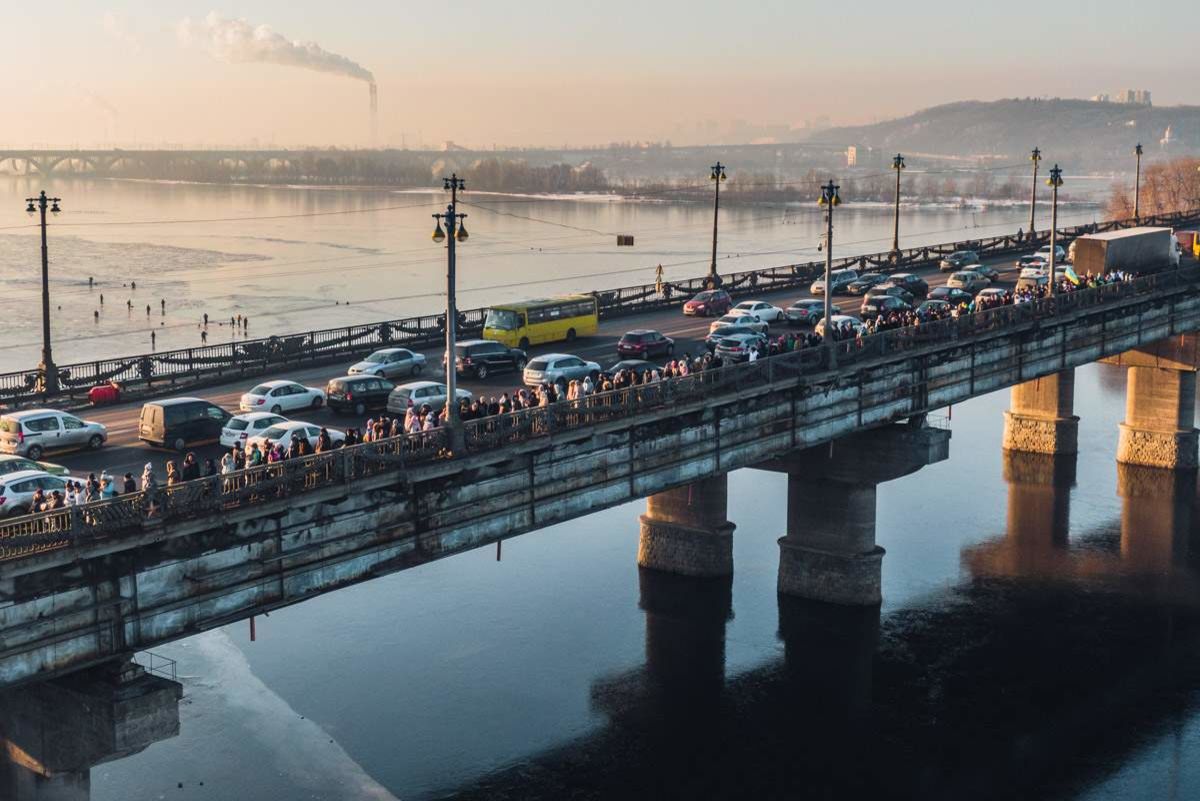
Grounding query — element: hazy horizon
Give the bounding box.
[4,1,1198,150]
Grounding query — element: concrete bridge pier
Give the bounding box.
[1117,463,1197,573]
[761,424,950,606]
[1002,370,1079,455]
[638,474,735,578]
[1105,336,1200,470]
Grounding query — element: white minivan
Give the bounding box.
[0,409,108,460]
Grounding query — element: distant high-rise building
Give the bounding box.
[1091,93,1111,103]
[1160,125,1174,151]
[1113,89,1152,105]
[846,146,858,167]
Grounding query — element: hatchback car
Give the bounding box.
[845,274,888,295]
[325,376,396,416]
[347,348,426,379]
[523,354,602,388]
[246,421,345,453]
[448,340,528,379]
[860,294,912,320]
[683,289,733,317]
[928,286,974,305]
[810,268,859,296]
[886,273,929,297]
[239,380,326,414]
[220,412,288,449]
[0,470,68,517]
[617,329,675,359]
[0,409,108,460]
[386,381,474,415]
[729,300,784,323]
[939,250,979,272]
[784,299,825,326]
[714,332,768,363]
[0,454,69,477]
[946,271,989,294]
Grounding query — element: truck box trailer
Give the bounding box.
[1070,227,1176,276]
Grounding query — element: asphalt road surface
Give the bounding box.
[15,252,1028,483]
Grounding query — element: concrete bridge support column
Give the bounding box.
[1117,463,1196,573]
[638,474,734,578]
[1002,369,1079,455]
[1117,367,1199,469]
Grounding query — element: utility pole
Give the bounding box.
[1047,165,1063,294]
[1133,142,1143,221]
[25,191,61,394]
[1028,147,1042,239]
[891,153,905,261]
[432,174,468,452]
[708,162,726,289]
[818,180,841,339]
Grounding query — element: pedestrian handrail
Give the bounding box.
[2,260,1198,561]
[2,208,1197,409]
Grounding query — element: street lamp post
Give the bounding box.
[818,180,841,342]
[890,153,906,261]
[25,191,61,395]
[1134,143,1143,221]
[708,162,726,289]
[1028,147,1042,240]
[1047,165,1063,294]
[432,174,468,452]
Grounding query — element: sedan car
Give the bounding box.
[845,273,888,295]
[860,294,912,320]
[617,329,675,358]
[239,380,326,414]
[866,285,915,306]
[928,286,974,305]
[523,354,602,388]
[784,299,825,327]
[0,454,69,478]
[386,381,473,415]
[729,300,785,323]
[1036,244,1067,263]
[1016,254,1049,270]
[704,323,767,351]
[810,268,860,296]
[946,270,990,294]
[886,273,929,297]
[220,412,288,449]
[814,314,866,339]
[683,289,733,317]
[246,421,345,453]
[714,332,768,363]
[966,264,1000,281]
[939,250,979,272]
[0,470,68,517]
[709,314,768,335]
[347,348,426,379]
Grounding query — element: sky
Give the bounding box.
[2,0,1196,149]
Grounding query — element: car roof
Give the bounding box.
[890,273,917,279]
[625,328,657,334]
[231,411,285,421]
[2,408,67,419]
[144,397,208,408]
[251,379,299,389]
[533,353,577,361]
[0,469,54,483]
[368,346,409,353]
[979,287,1006,295]
[396,380,443,390]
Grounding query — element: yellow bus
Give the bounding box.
[482,295,599,349]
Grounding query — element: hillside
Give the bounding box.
[808,99,1200,169]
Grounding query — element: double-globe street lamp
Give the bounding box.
[708,162,726,290]
[25,191,62,394]
[890,153,906,261]
[1047,164,1064,293]
[431,175,469,451]
[1133,142,1143,221]
[817,180,841,341]
[1028,147,1042,239]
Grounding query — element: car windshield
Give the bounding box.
[227,419,250,431]
[249,384,272,395]
[261,426,289,439]
[363,351,389,363]
[484,309,521,330]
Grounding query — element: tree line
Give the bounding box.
[1107,157,1200,219]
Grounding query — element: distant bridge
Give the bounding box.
[0,149,310,177]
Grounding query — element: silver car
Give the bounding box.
[522,353,602,388]
[347,348,426,379]
[386,381,473,415]
[810,268,859,296]
[0,409,108,460]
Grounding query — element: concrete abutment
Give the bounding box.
[1002,369,1079,455]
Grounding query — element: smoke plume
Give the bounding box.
[179,12,375,85]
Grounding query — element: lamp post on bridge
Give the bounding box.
[25,191,61,395]
[1028,147,1042,240]
[1133,143,1143,221]
[818,180,841,342]
[1047,164,1063,294]
[432,175,468,452]
[890,153,905,262]
[708,162,726,289]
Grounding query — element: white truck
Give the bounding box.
[1069,227,1178,276]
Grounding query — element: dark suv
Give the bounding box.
[939,250,980,272]
[885,273,929,297]
[326,375,396,416]
[617,329,675,358]
[449,339,528,379]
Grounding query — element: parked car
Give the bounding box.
[814,315,866,339]
[246,421,345,453]
[886,273,929,297]
[602,360,660,381]
[784,299,826,326]
[617,329,675,358]
[1016,254,1049,269]
[845,273,888,295]
[704,323,766,351]
[927,286,974,305]
[865,285,915,305]
[810,268,859,296]
[0,409,108,460]
[347,348,426,379]
[714,332,768,363]
[729,300,785,323]
[916,299,953,317]
[939,250,979,272]
[946,270,990,294]
[966,263,1000,281]
[239,380,326,414]
[710,314,768,335]
[325,376,396,416]
[220,412,288,449]
[0,470,68,517]
[860,294,912,320]
[522,353,602,388]
[1036,244,1067,263]
[386,381,473,415]
[0,453,69,477]
[139,398,232,451]
[683,289,733,317]
[448,339,528,379]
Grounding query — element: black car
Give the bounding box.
[602,359,659,381]
[448,339,528,379]
[859,294,912,320]
[928,286,974,305]
[617,329,675,358]
[886,273,929,297]
[326,375,396,416]
[704,323,764,352]
[939,250,980,273]
[845,273,887,295]
[138,397,231,451]
[866,285,915,306]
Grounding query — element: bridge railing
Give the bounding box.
[3,208,1197,410]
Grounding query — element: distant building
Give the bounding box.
[1160,125,1174,151]
[846,146,858,167]
[1091,90,1151,106]
[1091,93,1111,103]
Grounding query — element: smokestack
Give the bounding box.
[369,82,378,147]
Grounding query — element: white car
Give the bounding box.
[729,300,784,323]
[220,412,288,448]
[239,380,326,414]
[0,470,68,517]
[814,314,866,339]
[522,354,602,388]
[246,421,345,453]
[1035,244,1067,263]
[347,348,427,379]
[386,381,473,416]
[709,314,767,335]
[0,409,108,460]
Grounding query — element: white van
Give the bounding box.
[0,409,108,460]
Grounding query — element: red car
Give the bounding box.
[617,329,675,358]
[683,289,733,317]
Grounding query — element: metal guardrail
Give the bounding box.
[2,208,1197,410]
[133,650,178,681]
[2,261,1198,561]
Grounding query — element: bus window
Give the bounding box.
[484,308,521,330]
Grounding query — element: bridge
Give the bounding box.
[0,149,317,177]
[2,261,1200,688]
